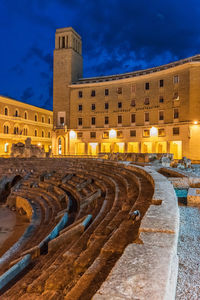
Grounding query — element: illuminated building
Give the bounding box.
[52,27,200,160]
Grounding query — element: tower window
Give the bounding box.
[131,114,136,123]
[159,79,164,87]
[118,102,122,108]
[91,117,96,125]
[145,112,149,122]
[78,91,83,98]
[60,117,64,125]
[145,82,150,90]
[118,115,122,124]
[91,90,96,97]
[117,87,122,94]
[78,104,83,111]
[91,103,96,111]
[159,111,164,121]
[105,89,109,96]
[174,109,179,119]
[131,99,136,107]
[159,97,164,103]
[78,118,82,126]
[105,116,109,125]
[105,102,109,109]
[174,75,179,84]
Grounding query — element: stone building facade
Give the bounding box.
[0,96,52,156]
[52,27,200,161]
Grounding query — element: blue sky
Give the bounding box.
[0,0,200,110]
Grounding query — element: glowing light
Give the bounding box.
[109,129,117,139]
[89,143,98,149]
[150,127,158,137]
[69,130,76,139]
[38,143,41,146]
[194,121,198,125]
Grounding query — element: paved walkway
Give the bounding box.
[176,205,200,300]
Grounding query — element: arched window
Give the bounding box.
[42,130,44,137]
[35,114,38,122]
[4,107,8,116]
[42,116,45,123]
[48,117,51,124]
[23,128,28,135]
[15,109,19,117]
[4,125,9,134]
[24,112,27,119]
[35,129,37,136]
[48,131,51,138]
[14,127,19,134]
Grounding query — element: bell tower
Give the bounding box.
[53,27,83,128]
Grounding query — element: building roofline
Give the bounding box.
[0,95,53,114]
[72,54,200,85]
[55,27,81,40]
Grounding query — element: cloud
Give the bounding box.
[23,47,53,70]
[21,87,35,101]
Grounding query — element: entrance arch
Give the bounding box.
[57,136,65,155]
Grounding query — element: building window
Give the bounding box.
[159,111,164,121]
[60,117,64,125]
[35,129,37,136]
[48,132,51,138]
[77,132,83,138]
[90,132,96,138]
[4,125,9,134]
[145,82,149,90]
[131,114,136,123]
[174,109,179,119]
[48,117,51,124]
[42,131,44,137]
[143,129,150,137]
[159,79,164,87]
[174,75,179,84]
[4,107,8,116]
[105,116,109,125]
[130,130,136,137]
[105,89,109,96]
[24,112,27,119]
[35,114,38,122]
[118,115,122,124]
[158,128,165,136]
[117,131,123,138]
[78,104,83,111]
[62,36,65,48]
[78,118,82,126]
[105,102,109,109]
[159,97,164,103]
[42,116,45,123]
[15,110,19,117]
[173,92,179,100]
[91,103,96,110]
[118,102,122,108]
[144,98,150,105]
[103,131,109,139]
[131,99,136,107]
[145,112,149,122]
[173,127,180,135]
[23,128,28,135]
[91,117,96,125]
[117,87,122,94]
[14,127,19,135]
[91,90,96,97]
[78,91,83,98]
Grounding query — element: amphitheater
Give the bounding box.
[0,157,179,300]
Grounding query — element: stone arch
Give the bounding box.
[57,136,65,155]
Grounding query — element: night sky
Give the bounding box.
[0,0,200,110]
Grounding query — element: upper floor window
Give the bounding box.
[143,129,150,137]
[91,103,96,111]
[4,125,9,134]
[131,99,136,107]
[174,108,179,119]
[91,117,96,125]
[90,132,96,138]
[34,129,38,136]
[105,89,109,96]
[159,111,164,121]
[105,102,109,109]
[173,127,180,135]
[78,104,83,111]
[91,90,96,97]
[145,112,149,122]
[158,128,165,136]
[145,82,149,90]
[117,87,122,94]
[77,132,83,138]
[103,131,109,139]
[117,130,123,138]
[42,130,44,137]
[159,97,164,103]
[78,91,83,98]
[35,114,38,122]
[105,116,109,125]
[174,75,179,84]
[15,110,19,117]
[60,117,64,125]
[118,102,122,108]
[24,112,27,119]
[144,98,150,105]
[159,79,164,87]
[48,117,51,124]
[23,128,28,135]
[118,115,122,124]
[173,92,179,100]
[4,107,8,116]
[42,116,45,123]
[48,132,51,138]
[14,127,19,135]
[130,130,136,137]
[78,118,82,126]
[131,114,136,123]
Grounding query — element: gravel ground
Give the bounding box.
[176,205,200,300]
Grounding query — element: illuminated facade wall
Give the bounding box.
[0,96,53,156]
[52,27,200,160]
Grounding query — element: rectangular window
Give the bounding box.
[173,127,180,135]
[79,91,83,98]
[118,102,122,108]
[173,92,179,100]
[105,89,109,96]
[144,98,150,105]
[159,97,164,103]
[77,132,83,138]
[145,112,149,122]
[145,82,149,90]
[130,130,136,137]
[143,129,150,137]
[91,103,96,110]
[131,84,136,93]
[78,118,82,126]
[158,128,165,136]
[174,109,179,119]
[117,131,123,138]
[78,104,82,111]
[117,87,122,94]
[174,75,179,84]
[60,117,64,125]
[131,99,136,106]
[159,111,164,121]
[159,79,164,87]
[91,90,96,97]
[118,115,122,124]
[131,114,136,123]
[105,102,109,109]
[91,117,96,125]
[90,132,96,138]
[103,131,109,139]
[105,116,109,125]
